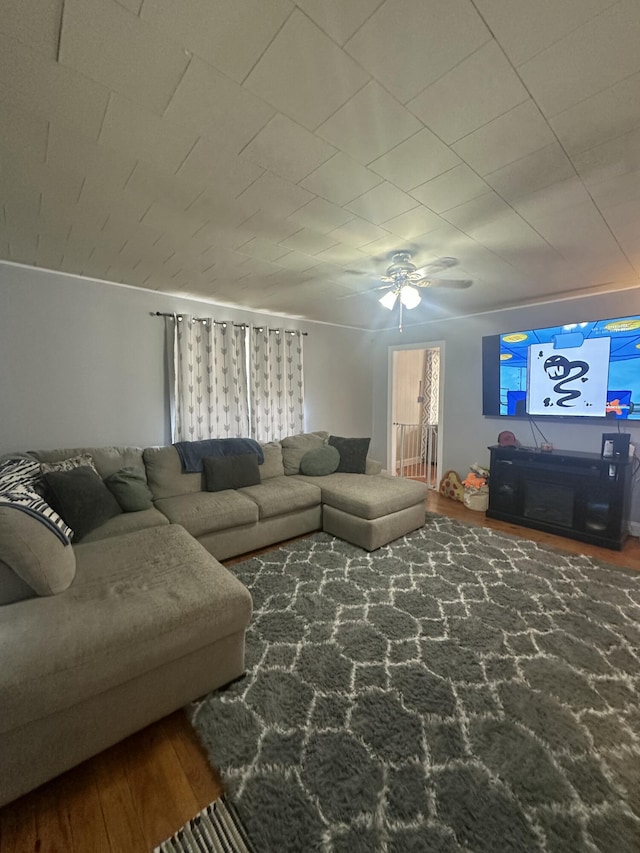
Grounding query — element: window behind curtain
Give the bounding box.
[166,317,304,442]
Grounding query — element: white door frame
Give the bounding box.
[387,340,445,486]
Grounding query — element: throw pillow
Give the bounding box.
[0,507,76,602]
[281,431,329,475]
[204,453,261,492]
[300,445,340,476]
[104,467,154,512]
[328,435,371,474]
[40,453,99,476]
[43,467,122,541]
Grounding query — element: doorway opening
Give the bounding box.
[388,343,444,489]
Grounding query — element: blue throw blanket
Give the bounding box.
[174,438,264,473]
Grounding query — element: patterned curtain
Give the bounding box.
[172,315,250,441]
[420,347,440,456]
[250,328,305,442]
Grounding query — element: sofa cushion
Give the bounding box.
[259,441,285,479]
[281,431,329,475]
[293,473,429,520]
[204,454,261,492]
[238,477,321,520]
[0,525,252,734]
[300,445,340,476]
[31,446,146,480]
[43,467,123,541]
[81,507,170,543]
[154,491,259,537]
[0,560,36,605]
[143,446,202,499]
[104,467,154,512]
[0,506,76,600]
[328,435,371,474]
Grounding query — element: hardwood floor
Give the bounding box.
[1,493,638,852]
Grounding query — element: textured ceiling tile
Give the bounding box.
[0,0,63,59]
[241,113,336,183]
[124,162,203,211]
[271,251,319,271]
[410,165,491,213]
[46,124,137,195]
[236,237,290,263]
[235,212,301,244]
[300,153,383,205]
[345,182,418,224]
[441,192,511,232]
[295,0,383,45]
[472,0,616,66]
[177,138,265,199]
[550,71,640,157]
[484,144,576,205]
[99,93,198,174]
[164,57,274,153]
[316,81,422,165]
[589,170,640,210]
[0,103,49,165]
[279,228,339,255]
[407,41,529,144]
[369,128,461,191]
[518,0,640,116]
[382,207,443,239]
[141,200,209,238]
[328,218,389,247]
[243,10,369,130]
[452,100,556,176]
[141,0,292,83]
[344,0,490,103]
[572,127,640,186]
[512,177,594,225]
[314,243,366,265]
[0,34,110,141]
[286,198,354,234]
[236,173,315,219]
[59,0,189,113]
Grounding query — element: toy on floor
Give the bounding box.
[439,470,464,502]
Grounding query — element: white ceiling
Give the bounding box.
[1,0,639,330]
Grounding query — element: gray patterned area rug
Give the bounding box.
[189,516,640,853]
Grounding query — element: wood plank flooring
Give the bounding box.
[1,492,638,852]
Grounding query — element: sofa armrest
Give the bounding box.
[365,457,383,475]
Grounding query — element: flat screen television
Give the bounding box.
[482,314,640,420]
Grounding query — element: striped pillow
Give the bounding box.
[0,457,73,543]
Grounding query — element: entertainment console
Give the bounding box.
[487,445,632,550]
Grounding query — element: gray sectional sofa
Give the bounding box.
[0,433,428,806]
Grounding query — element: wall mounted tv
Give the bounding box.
[482,314,640,420]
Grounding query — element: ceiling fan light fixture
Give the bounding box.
[400,284,421,309]
[379,290,398,310]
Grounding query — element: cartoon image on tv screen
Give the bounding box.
[499,317,640,419]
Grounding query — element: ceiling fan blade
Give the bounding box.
[416,278,473,289]
[414,257,459,277]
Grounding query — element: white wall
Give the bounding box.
[370,289,640,523]
[0,263,374,454]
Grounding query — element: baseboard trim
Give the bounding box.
[629,521,640,538]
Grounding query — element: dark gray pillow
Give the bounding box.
[300,445,340,476]
[204,453,261,492]
[328,435,371,474]
[43,467,122,541]
[104,467,154,512]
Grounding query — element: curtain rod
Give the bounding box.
[151,311,308,335]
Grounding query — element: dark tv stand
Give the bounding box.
[487,445,632,550]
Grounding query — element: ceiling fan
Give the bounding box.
[371,252,472,331]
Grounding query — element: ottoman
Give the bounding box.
[295,473,429,550]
